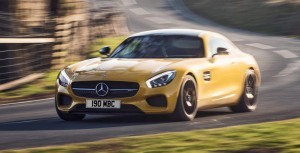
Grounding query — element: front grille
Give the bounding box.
[70,104,144,114]
[71,81,139,99]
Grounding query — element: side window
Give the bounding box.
[209,37,233,56]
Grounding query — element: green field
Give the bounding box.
[0,70,58,101]
[183,0,300,36]
[2,118,300,153]
[89,36,127,58]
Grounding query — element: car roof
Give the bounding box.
[130,29,218,38]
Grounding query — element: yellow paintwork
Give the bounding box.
[56,29,261,114]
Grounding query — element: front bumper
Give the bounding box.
[55,77,182,115]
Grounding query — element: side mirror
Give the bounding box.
[99,46,111,55]
[212,47,229,58]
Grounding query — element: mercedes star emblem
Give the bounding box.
[95,83,109,96]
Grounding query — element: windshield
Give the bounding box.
[109,35,205,58]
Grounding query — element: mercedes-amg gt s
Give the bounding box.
[55,29,261,121]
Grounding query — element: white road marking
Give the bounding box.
[212,119,226,125]
[146,17,171,24]
[3,119,41,124]
[246,43,275,50]
[273,61,300,77]
[0,97,54,107]
[188,122,201,125]
[273,50,298,59]
[129,8,150,15]
[231,38,244,42]
[121,0,137,6]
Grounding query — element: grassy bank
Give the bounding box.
[0,36,127,103]
[0,70,58,102]
[89,36,127,58]
[183,0,300,36]
[2,118,300,153]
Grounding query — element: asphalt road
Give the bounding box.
[1,0,300,150]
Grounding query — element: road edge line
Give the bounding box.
[0,97,54,107]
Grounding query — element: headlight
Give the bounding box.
[58,70,71,87]
[146,71,176,88]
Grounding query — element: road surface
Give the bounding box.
[1,0,300,150]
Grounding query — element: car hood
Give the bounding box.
[68,58,184,76]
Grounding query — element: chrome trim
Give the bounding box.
[95,83,109,96]
[72,88,94,91]
[110,89,138,91]
[72,88,138,91]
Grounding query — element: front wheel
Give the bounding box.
[230,69,258,112]
[171,75,198,121]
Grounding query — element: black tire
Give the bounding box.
[55,100,85,121]
[171,75,198,121]
[230,69,258,112]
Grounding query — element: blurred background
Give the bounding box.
[0,0,299,102]
[0,0,128,101]
[0,0,300,152]
[184,0,300,36]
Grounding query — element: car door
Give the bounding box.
[204,36,241,105]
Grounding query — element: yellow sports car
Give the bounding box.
[55,29,261,121]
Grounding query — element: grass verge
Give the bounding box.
[0,70,58,102]
[2,118,300,153]
[0,36,127,103]
[183,0,300,36]
[89,36,127,58]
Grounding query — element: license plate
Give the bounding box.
[86,99,121,109]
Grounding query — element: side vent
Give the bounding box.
[203,71,211,81]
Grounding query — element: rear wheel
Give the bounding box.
[230,69,258,112]
[171,75,198,121]
[55,99,85,121]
